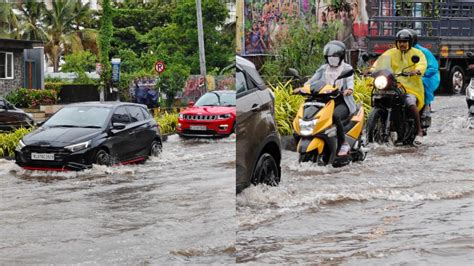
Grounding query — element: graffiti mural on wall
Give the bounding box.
[183,75,236,102]
[239,0,371,56]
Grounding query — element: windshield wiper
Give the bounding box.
[50,124,79,128]
[81,125,102,128]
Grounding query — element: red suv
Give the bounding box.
[177,90,236,137]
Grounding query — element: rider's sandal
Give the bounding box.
[413,135,423,147]
[337,143,350,156]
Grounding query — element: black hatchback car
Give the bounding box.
[0,98,34,131]
[15,102,162,171]
[236,56,282,193]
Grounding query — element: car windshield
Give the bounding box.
[43,106,111,128]
[194,92,236,107]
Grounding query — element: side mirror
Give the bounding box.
[288,68,301,79]
[112,122,126,130]
[37,120,45,126]
[467,52,473,58]
[361,53,370,62]
[411,55,420,64]
[187,101,195,108]
[336,69,355,80]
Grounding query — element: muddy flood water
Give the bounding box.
[0,135,236,264]
[237,95,473,264]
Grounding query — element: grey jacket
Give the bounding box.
[305,62,357,114]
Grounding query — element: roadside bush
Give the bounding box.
[271,80,305,136]
[0,127,32,157]
[6,88,58,108]
[353,75,373,119]
[155,112,178,135]
[44,82,63,93]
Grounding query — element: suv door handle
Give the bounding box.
[251,104,260,112]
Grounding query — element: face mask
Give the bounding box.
[328,56,341,67]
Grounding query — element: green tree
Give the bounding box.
[0,3,19,39]
[156,63,190,107]
[16,0,48,41]
[261,20,338,84]
[61,51,97,73]
[43,0,98,72]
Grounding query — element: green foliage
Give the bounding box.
[156,63,191,107]
[61,51,97,73]
[5,88,58,108]
[0,128,32,157]
[353,75,373,119]
[44,82,63,93]
[262,20,338,84]
[154,112,178,135]
[117,48,141,73]
[271,80,305,136]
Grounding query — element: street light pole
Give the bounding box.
[196,0,207,91]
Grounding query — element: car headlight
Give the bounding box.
[218,113,231,119]
[299,119,317,136]
[26,113,33,119]
[374,76,388,90]
[179,113,184,119]
[65,140,91,152]
[15,140,26,151]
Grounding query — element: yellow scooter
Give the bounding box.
[291,69,367,167]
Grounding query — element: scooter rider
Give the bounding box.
[304,40,356,156]
[408,29,440,121]
[371,29,427,146]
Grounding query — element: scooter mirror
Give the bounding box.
[361,53,369,62]
[411,55,420,64]
[336,69,355,80]
[288,68,301,79]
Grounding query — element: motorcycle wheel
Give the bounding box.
[367,108,387,144]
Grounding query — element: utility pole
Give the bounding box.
[196,0,207,91]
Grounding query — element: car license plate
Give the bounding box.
[190,125,206,131]
[31,153,55,161]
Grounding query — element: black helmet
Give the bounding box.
[407,28,418,46]
[323,40,346,67]
[395,29,413,50]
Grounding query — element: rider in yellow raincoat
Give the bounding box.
[371,29,428,145]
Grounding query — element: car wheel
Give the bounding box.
[251,153,280,186]
[95,149,111,166]
[150,139,162,157]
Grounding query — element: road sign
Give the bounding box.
[155,61,166,74]
[111,58,121,82]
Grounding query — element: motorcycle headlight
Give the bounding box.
[374,76,389,90]
[65,140,91,153]
[15,140,26,151]
[218,113,231,119]
[299,119,317,136]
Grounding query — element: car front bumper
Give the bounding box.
[15,146,96,171]
[177,118,234,137]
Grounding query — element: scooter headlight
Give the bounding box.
[299,119,317,136]
[374,76,388,90]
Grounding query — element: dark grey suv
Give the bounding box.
[236,56,281,193]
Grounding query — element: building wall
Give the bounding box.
[0,51,24,96]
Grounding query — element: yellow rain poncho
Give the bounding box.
[372,47,427,110]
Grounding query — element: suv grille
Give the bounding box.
[183,114,217,120]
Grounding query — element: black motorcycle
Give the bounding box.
[366,55,430,145]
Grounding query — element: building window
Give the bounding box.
[0,52,14,79]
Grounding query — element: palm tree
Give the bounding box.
[16,0,48,41]
[0,3,20,39]
[43,0,98,72]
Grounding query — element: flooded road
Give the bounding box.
[0,135,236,264]
[237,95,473,264]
